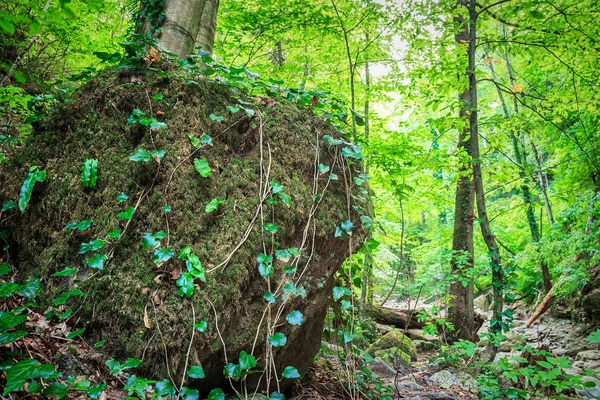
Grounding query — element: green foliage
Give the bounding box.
[205,198,224,213]
[81,158,98,189]
[193,158,211,177]
[18,166,46,212]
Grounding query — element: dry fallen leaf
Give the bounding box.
[156,111,165,116]
[144,305,152,329]
[170,265,182,280]
[130,75,143,85]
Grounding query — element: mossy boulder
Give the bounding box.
[374,348,411,368]
[0,66,368,392]
[368,329,417,361]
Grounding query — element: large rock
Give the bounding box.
[576,377,600,400]
[426,369,478,393]
[0,67,368,392]
[368,329,418,361]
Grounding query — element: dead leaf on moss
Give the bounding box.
[170,265,182,280]
[144,305,152,329]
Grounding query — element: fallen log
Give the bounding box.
[367,305,425,329]
[526,286,555,328]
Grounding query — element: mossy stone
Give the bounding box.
[368,329,417,361]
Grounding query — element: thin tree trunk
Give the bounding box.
[360,48,371,315]
[195,0,219,54]
[530,140,555,226]
[447,10,475,343]
[1,0,52,87]
[468,0,503,334]
[486,45,552,293]
[156,0,207,57]
[331,0,357,142]
[381,197,404,307]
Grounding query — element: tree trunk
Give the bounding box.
[360,51,371,315]
[195,0,219,54]
[156,0,207,57]
[467,0,503,334]
[447,10,475,343]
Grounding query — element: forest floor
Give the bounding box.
[295,297,600,400]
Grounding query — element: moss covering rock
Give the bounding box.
[368,329,417,361]
[0,66,368,392]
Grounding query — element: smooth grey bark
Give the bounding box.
[447,10,476,343]
[195,0,219,54]
[157,0,206,57]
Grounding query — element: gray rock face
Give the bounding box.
[367,357,398,379]
[426,369,478,393]
[474,292,492,312]
[576,376,600,399]
[576,350,600,361]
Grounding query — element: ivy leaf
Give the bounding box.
[323,135,344,145]
[180,387,200,400]
[209,113,224,122]
[142,233,159,249]
[2,200,16,212]
[118,207,135,220]
[329,173,338,180]
[194,158,211,177]
[0,262,11,276]
[275,249,292,261]
[87,384,107,399]
[194,320,208,332]
[278,192,291,205]
[263,292,276,303]
[263,223,278,233]
[116,193,129,202]
[283,265,297,275]
[4,359,56,394]
[223,363,242,379]
[106,228,121,239]
[149,120,167,130]
[18,167,46,212]
[177,272,194,297]
[128,148,153,162]
[53,289,85,305]
[94,340,106,348]
[333,286,346,301]
[86,254,107,270]
[587,329,600,343]
[271,181,283,194]
[79,239,104,254]
[258,263,274,279]
[187,365,205,379]
[239,350,257,370]
[162,205,171,212]
[268,332,287,347]
[256,253,273,263]
[188,134,202,148]
[226,105,240,113]
[66,219,93,232]
[206,388,225,400]
[317,164,330,173]
[51,266,77,277]
[205,198,224,213]
[281,366,300,379]
[286,310,303,326]
[17,278,41,299]
[150,150,166,161]
[341,146,364,159]
[270,392,285,400]
[153,248,174,264]
[43,382,69,398]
